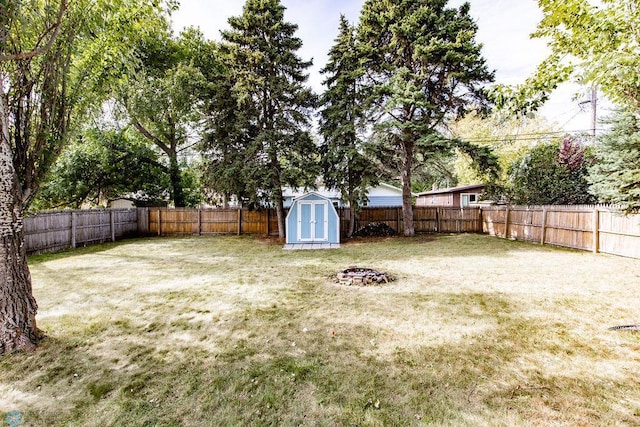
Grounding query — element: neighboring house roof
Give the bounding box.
[417,184,485,196]
[367,182,417,197]
[283,183,415,199]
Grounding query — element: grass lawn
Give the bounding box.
[2,234,640,426]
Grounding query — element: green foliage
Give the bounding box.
[589,110,640,211]
[319,16,377,232]
[123,29,213,207]
[496,0,640,114]
[0,0,172,206]
[507,137,595,205]
[450,112,558,185]
[214,0,318,233]
[199,47,254,208]
[32,128,170,210]
[357,0,495,234]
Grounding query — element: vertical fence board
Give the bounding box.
[24,209,137,255]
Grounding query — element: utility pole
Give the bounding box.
[590,85,597,142]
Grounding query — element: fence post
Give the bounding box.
[504,207,510,239]
[540,208,547,245]
[436,208,440,232]
[237,208,242,236]
[197,208,201,236]
[266,209,270,236]
[592,208,599,254]
[110,210,116,242]
[71,211,77,249]
[158,209,162,236]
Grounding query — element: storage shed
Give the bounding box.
[284,192,340,249]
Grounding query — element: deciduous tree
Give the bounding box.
[0,0,170,353]
[33,128,170,210]
[495,0,640,113]
[124,29,210,207]
[508,137,595,205]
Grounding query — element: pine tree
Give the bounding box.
[319,16,376,237]
[358,0,494,236]
[221,0,318,237]
[589,110,640,211]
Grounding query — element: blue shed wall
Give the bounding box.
[285,193,340,244]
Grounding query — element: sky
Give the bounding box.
[171,0,599,133]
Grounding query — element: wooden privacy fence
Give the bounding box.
[481,205,640,259]
[146,205,640,259]
[143,208,279,236]
[351,206,482,234]
[24,205,640,259]
[24,209,139,255]
[145,206,482,237]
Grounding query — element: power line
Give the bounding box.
[450,128,607,145]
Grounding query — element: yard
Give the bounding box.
[2,234,640,426]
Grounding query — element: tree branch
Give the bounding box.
[131,119,172,156]
[0,0,68,62]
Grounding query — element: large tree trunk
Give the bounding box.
[169,153,185,207]
[274,192,286,239]
[347,193,357,238]
[400,139,415,236]
[0,109,39,353]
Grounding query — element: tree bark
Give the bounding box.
[400,139,415,236]
[0,96,40,353]
[274,192,286,239]
[347,194,356,238]
[267,158,286,238]
[168,153,185,207]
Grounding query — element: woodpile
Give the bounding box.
[352,222,396,237]
[336,267,394,286]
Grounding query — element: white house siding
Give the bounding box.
[366,196,403,207]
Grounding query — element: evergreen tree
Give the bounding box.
[200,49,257,208]
[358,0,494,236]
[221,0,318,237]
[589,110,640,211]
[319,16,376,237]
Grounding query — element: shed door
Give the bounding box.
[298,201,328,241]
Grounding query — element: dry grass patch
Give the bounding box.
[1,234,639,426]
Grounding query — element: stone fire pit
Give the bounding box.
[336,267,394,286]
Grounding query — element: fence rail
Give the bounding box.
[145,206,482,237]
[25,209,138,255]
[23,205,640,259]
[481,205,640,259]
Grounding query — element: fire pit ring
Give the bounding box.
[336,266,395,286]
